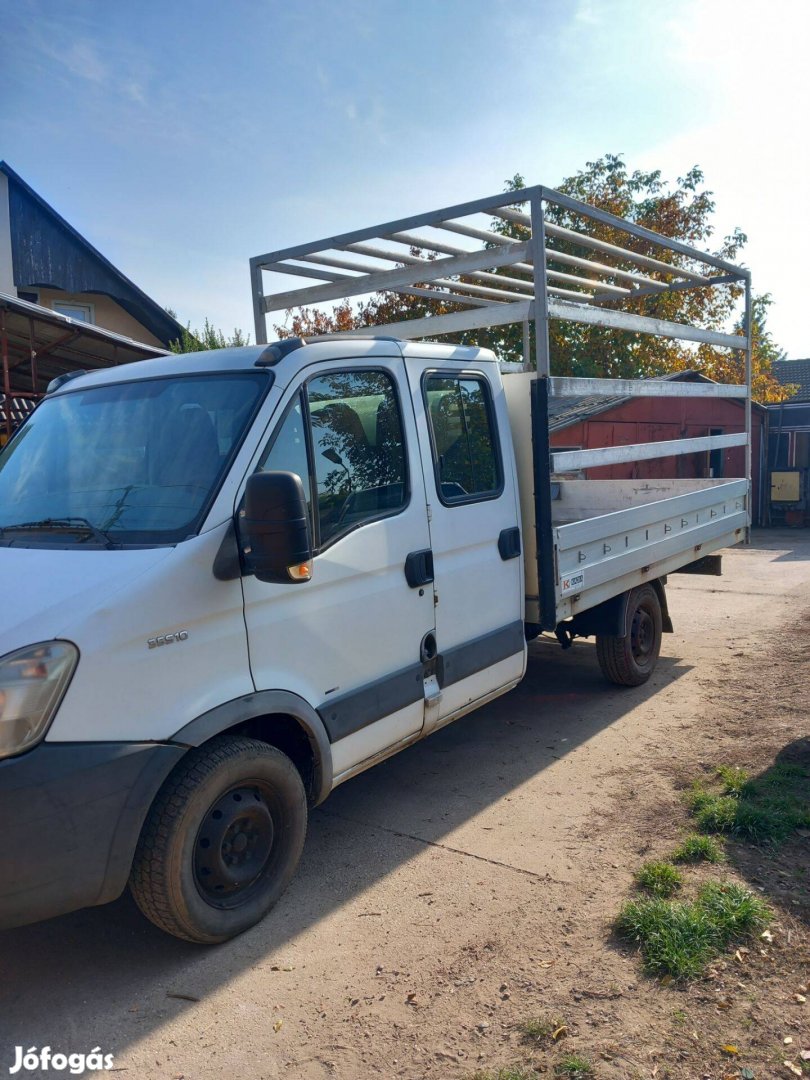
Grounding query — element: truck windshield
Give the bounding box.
[0,372,268,547]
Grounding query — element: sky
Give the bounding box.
[1,0,808,357]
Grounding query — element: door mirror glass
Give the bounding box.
[241,471,313,584]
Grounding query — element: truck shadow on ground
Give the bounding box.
[724,736,810,928]
[0,636,692,1058]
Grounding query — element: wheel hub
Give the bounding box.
[631,607,655,660]
[194,786,275,904]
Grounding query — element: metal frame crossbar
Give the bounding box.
[249,183,753,488]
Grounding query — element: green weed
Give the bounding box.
[671,834,724,863]
[634,861,683,898]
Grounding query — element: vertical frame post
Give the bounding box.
[744,276,753,538]
[522,319,531,372]
[529,191,551,377]
[250,261,267,344]
[1,309,12,442]
[531,377,558,631]
[28,316,38,394]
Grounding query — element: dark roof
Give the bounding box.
[771,359,810,403]
[0,161,185,348]
[0,291,167,397]
[548,370,761,433]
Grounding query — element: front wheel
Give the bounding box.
[596,584,663,687]
[130,735,307,943]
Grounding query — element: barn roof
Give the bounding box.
[0,161,185,348]
[771,359,810,403]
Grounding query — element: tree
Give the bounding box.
[273,155,790,402]
[166,312,250,353]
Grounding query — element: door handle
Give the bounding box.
[404,548,434,588]
[498,526,521,561]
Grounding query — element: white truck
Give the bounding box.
[0,186,752,942]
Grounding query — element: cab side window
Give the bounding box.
[424,374,501,503]
[306,370,407,546]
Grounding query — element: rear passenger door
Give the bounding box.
[406,361,526,727]
[241,359,436,781]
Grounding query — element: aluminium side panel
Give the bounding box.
[553,479,748,620]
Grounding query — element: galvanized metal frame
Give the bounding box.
[250,184,754,618]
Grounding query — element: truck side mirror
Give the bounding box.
[240,471,313,584]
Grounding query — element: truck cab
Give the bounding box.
[0,338,529,942]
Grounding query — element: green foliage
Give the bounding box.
[169,317,250,353]
[616,883,770,980]
[634,861,683,898]
[554,1056,594,1079]
[671,834,725,864]
[687,760,809,844]
[716,765,749,796]
[687,784,739,832]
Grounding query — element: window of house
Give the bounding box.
[52,301,94,323]
[306,370,407,546]
[423,374,501,504]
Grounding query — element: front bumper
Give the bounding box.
[0,741,185,930]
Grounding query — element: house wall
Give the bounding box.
[550,397,765,525]
[35,288,165,348]
[0,173,15,295]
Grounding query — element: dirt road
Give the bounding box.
[1,529,808,1080]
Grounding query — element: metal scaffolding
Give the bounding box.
[249,184,753,496]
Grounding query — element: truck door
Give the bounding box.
[405,360,525,728]
[241,358,436,780]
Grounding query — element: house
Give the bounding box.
[0,161,185,443]
[765,359,810,526]
[0,161,183,350]
[548,371,768,525]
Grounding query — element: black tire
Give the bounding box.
[129,735,307,944]
[596,584,663,687]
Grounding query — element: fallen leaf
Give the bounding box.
[740,1069,755,1079]
[783,1063,802,1077]
[721,1045,739,1055]
[273,1018,283,1033]
[785,1037,794,1045]
[761,930,774,943]
[552,1025,568,1041]
[800,1050,810,1061]
[795,994,807,1004]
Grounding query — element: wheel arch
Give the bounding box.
[565,577,673,639]
[171,691,333,806]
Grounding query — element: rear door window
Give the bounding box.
[423,374,502,504]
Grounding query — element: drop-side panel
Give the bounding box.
[553,478,748,620]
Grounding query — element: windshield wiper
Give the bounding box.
[0,517,117,548]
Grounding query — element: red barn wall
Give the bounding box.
[550,397,765,524]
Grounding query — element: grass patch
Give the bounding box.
[716,765,749,795]
[519,1015,567,1044]
[634,861,683,898]
[616,882,770,980]
[686,759,809,844]
[554,1056,594,1079]
[671,833,724,863]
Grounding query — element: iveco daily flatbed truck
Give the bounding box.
[0,185,752,941]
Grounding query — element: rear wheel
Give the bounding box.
[596,584,662,687]
[130,735,307,943]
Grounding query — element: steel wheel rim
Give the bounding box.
[631,605,655,664]
[194,784,276,908]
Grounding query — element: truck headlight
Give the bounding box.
[0,642,78,759]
